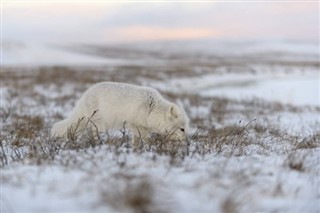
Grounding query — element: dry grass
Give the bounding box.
[99,175,169,213]
[221,195,239,213]
[295,134,320,150]
[0,110,307,168]
[285,152,307,172]
[1,65,320,212]
[1,66,319,167]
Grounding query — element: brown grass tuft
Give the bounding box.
[286,152,306,172]
[295,133,320,150]
[100,176,168,213]
[221,196,239,213]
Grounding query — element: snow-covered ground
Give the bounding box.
[1,41,320,213]
[151,68,319,106]
[3,147,320,213]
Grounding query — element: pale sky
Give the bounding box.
[2,1,319,44]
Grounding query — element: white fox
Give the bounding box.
[51,82,189,142]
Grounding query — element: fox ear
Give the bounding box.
[168,104,179,119]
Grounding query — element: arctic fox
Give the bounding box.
[51,82,189,142]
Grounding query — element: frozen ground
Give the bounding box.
[1,41,320,213]
[151,69,319,106]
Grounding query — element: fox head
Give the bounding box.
[163,103,190,142]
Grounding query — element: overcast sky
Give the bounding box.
[2,1,319,45]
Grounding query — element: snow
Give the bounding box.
[3,40,319,66]
[2,148,320,212]
[2,42,125,66]
[152,70,319,107]
[1,40,320,213]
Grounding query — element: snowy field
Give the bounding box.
[1,41,320,213]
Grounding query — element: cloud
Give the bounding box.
[2,2,318,44]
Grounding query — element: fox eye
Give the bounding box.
[180,128,185,132]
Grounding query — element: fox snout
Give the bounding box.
[171,131,189,144]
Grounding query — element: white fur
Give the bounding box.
[51,82,189,141]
